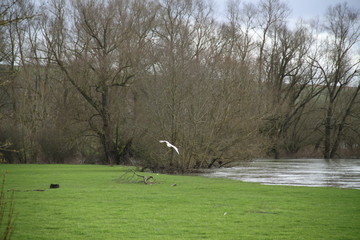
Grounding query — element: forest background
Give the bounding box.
[0,0,359,173]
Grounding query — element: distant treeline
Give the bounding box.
[0,0,359,172]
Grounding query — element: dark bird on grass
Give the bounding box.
[159,140,179,154]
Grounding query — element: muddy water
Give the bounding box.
[202,158,360,190]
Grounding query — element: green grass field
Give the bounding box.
[0,164,359,240]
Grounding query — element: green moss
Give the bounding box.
[0,164,359,240]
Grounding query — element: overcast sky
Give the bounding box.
[32,0,360,23]
[214,0,360,21]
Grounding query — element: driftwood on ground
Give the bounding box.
[130,169,156,184]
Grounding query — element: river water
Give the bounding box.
[202,158,360,190]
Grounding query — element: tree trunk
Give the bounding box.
[324,104,333,159]
[118,139,133,165]
[101,88,118,165]
[101,126,118,165]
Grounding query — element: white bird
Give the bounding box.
[159,140,179,154]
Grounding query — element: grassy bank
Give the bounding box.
[0,164,359,240]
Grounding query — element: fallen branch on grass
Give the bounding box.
[129,169,156,184]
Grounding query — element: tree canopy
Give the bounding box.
[1,0,359,172]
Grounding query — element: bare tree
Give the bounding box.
[245,0,326,158]
[311,3,360,159]
[134,0,265,172]
[0,0,41,163]
[1,0,360,166]
[255,0,290,85]
[43,0,157,164]
[222,0,257,63]
[260,23,327,158]
[135,0,217,171]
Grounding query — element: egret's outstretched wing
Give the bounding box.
[169,143,179,154]
[159,140,180,154]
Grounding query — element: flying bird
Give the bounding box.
[159,140,179,154]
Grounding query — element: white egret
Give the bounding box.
[159,140,179,154]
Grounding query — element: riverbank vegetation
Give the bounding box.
[1,164,359,239]
[0,0,360,172]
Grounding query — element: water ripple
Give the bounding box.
[203,159,360,190]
